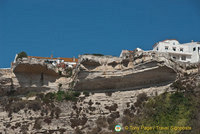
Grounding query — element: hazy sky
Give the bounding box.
[1,0,200,67]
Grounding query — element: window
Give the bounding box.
[165,46,168,50]
[172,56,176,59]
[157,47,159,51]
[173,42,175,45]
[198,47,200,51]
[173,47,176,51]
[193,47,196,51]
[180,48,183,52]
[181,56,186,61]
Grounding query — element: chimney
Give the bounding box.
[51,54,53,59]
[191,40,194,43]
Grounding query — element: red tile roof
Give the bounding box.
[28,56,78,62]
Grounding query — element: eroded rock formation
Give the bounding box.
[1,50,200,133]
[0,60,71,96]
[73,52,181,91]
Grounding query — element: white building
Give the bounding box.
[26,56,78,68]
[153,39,200,63]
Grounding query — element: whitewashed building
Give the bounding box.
[26,56,78,68]
[153,39,200,63]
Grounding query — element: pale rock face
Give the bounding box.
[0,51,198,95]
[0,51,199,133]
[73,51,200,91]
[73,52,176,91]
[0,65,71,96]
[0,84,170,133]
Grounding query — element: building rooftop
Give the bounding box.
[28,56,78,62]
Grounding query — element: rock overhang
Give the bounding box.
[73,52,179,91]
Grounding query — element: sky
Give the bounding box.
[1,0,200,68]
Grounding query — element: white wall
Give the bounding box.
[153,40,200,63]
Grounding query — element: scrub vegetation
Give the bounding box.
[37,90,81,103]
[16,51,28,60]
[87,79,200,134]
[121,91,200,134]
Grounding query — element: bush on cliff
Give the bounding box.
[122,91,198,134]
[134,92,148,107]
[83,91,90,97]
[84,53,104,56]
[56,90,65,101]
[16,51,28,60]
[39,90,81,103]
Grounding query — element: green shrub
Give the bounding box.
[65,91,76,101]
[27,100,42,111]
[56,90,65,101]
[83,91,90,97]
[39,90,80,102]
[36,93,44,100]
[26,91,37,98]
[73,91,81,97]
[70,81,75,88]
[171,80,185,91]
[46,92,55,99]
[58,71,62,76]
[16,51,28,60]
[122,92,196,134]
[7,100,26,114]
[92,54,104,56]
[43,92,55,103]
[84,53,104,56]
[134,92,148,107]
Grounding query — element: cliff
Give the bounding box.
[0,58,72,96]
[73,51,198,91]
[0,51,200,134]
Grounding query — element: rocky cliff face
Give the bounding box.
[0,51,200,134]
[0,60,71,97]
[73,51,196,91]
[0,84,170,133]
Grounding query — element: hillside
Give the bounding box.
[0,51,200,134]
